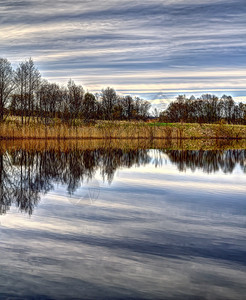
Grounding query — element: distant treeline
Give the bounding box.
[0,58,150,124]
[1,58,246,125]
[160,95,246,124]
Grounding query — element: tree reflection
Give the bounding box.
[163,150,246,174]
[0,148,245,215]
[0,148,151,215]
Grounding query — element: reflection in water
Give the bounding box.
[0,143,245,299]
[164,149,246,173]
[0,147,245,215]
[0,148,151,215]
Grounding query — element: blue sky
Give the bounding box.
[0,0,246,105]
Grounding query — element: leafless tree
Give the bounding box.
[0,58,15,121]
[14,58,40,124]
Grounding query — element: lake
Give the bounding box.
[0,140,245,299]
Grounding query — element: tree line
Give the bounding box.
[0,57,151,124]
[160,94,246,124]
[1,57,246,125]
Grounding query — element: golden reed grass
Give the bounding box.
[0,119,246,140]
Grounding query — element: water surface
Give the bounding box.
[0,142,245,299]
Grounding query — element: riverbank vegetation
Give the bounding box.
[0,58,150,124]
[0,57,246,140]
[160,94,246,124]
[0,118,246,140]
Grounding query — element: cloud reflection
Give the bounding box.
[0,145,245,298]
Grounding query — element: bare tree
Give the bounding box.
[15,58,40,124]
[0,58,15,121]
[123,95,134,120]
[83,92,96,121]
[26,58,41,123]
[101,87,117,120]
[67,79,84,124]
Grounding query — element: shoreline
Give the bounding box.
[0,137,246,140]
[1,137,246,152]
[1,121,246,140]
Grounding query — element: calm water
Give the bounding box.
[0,145,245,299]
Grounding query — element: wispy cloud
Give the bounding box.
[0,0,245,101]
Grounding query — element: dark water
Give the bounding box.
[0,146,245,299]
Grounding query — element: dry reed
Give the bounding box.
[0,119,246,140]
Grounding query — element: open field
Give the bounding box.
[0,118,246,140]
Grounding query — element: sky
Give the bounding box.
[0,0,246,107]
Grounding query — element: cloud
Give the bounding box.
[0,0,245,101]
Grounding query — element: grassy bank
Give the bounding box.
[0,118,246,140]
